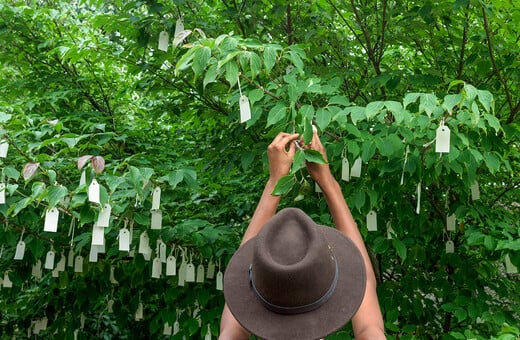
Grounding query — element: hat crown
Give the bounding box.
[251,208,337,313]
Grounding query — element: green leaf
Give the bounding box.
[224,61,239,87]
[392,239,407,263]
[484,114,501,133]
[46,185,68,207]
[403,93,421,109]
[192,46,211,77]
[347,106,366,125]
[315,107,331,131]
[3,165,20,181]
[203,63,218,88]
[365,101,384,120]
[249,52,262,79]
[290,150,306,174]
[303,149,326,164]
[263,46,277,74]
[419,93,438,117]
[266,103,287,127]
[272,175,296,195]
[303,116,313,145]
[175,45,201,75]
[483,152,501,174]
[477,90,493,113]
[442,94,462,114]
[329,95,350,106]
[464,83,478,101]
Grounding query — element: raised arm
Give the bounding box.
[306,131,385,340]
[219,132,300,340]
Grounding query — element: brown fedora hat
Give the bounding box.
[224,208,366,340]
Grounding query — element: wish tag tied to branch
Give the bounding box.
[216,271,223,291]
[97,203,111,227]
[44,208,59,232]
[0,140,9,158]
[32,260,42,279]
[3,272,12,288]
[158,31,169,52]
[366,210,377,231]
[239,95,251,123]
[74,255,84,273]
[151,209,162,230]
[0,183,5,204]
[435,120,450,153]
[152,257,162,279]
[350,157,362,178]
[447,214,456,231]
[196,264,205,283]
[446,240,455,254]
[14,240,26,260]
[92,224,105,246]
[44,250,55,270]
[471,181,480,201]
[166,255,177,276]
[206,260,215,279]
[341,158,350,182]
[152,186,161,210]
[88,179,100,204]
[119,228,130,252]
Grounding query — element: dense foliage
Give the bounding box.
[0,0,518,339]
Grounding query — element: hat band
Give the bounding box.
[248,259,339,315]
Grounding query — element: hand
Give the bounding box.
[305,131,333,186]
[267,132,300,181]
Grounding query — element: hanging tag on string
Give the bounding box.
[152,257,162,279]
[366,210,377,231]
[89,246,99,262]
[386,220,395,239]
[341,158,350,182]
[350,157,362,178]
[166,254,177,276]
[216,270,223,291]
[32,260,42,279]
[0,140,9,158]
[205,324,212,340]
[174,18,184,37]
[158,31,169,52]
[44,250,55,270]
[400,145,410,185]
[56,253,66,271]
[505,254,518,274]
[79,169,86,186]
[447,214,456,231]
[135,303,144,321]
[0,182,5,204]
[152,187,161,210]
[173,320,180,335]
[107,299,114,313]
[110,266,118,284]
[150,209,162,230]
[97,203,111,227]
[186,253,195,282]
[74,255,83,273]
[239,95,251,123]
[178,255,187,286]
[196,264,205,283]
[445,240,455,254]
[44,207,59,232]
[14,240,26,260]
[92,224,105,246]
[163,323,173,336]
[435,119,450,153]
[138,231,151,255]
[88,179,100,204]
[3,272,12,288]
[67,248,74,267]
[470,181,480,201]
[206,259,215,279]
[159,241,167,263]
[416,182,422,215]
[119,228,130,251]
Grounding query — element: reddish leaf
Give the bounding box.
[23,162,40,180]
[91,156,105,174]
[77,155,93,170]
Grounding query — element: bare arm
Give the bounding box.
[219,132,300,340]
[306,132,385,339]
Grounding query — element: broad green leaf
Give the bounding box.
[192,46,211,77]
[300,105,315,122]
[249,52,262,79]
[224,61,239,87]
[392,239,407,263]
[419,93,438,117]
[46,185,68,207]
[3,165,20,181]
[483,152,500,174]
[303,116,313,145]
[175,45,201,75]
[329,95,350,107]
[365,101,384,120]
[403,93,421,109]
[315,107,331,131]
[266,103,287,127]
[290,150,306,174]
[477,90,493,113]
[303,149,326,164]
[470,101,480,125]
[263,46,277,74]
[361,139,376,161]
[347,106,366,125]
[203,63,218,88]
[484,113,501,133]
[464,83,478,101]
[442,94,462,114]
[272,175,295,195]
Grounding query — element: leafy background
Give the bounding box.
[0,0,518,339]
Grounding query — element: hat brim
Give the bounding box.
[224,225,366,340]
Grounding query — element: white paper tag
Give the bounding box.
[196,264,205,283]
[44,250,55,269]
[152,257,162,279]
[505,254,518,274]
[119,228,130,251]
[386,221,395,240]
[79,170,86,186]
[416,182,422,215]
[44,208,59,232]
[150,209,162,230]
[89,246,99,262]
[471,181,480,201]
[67,248,74,267]
[159,241,167,263]
[206,260,215,279]
[135,303,143,321]
[341,158,350,182]
[166,255,177,276]
[52,267,59,278]
[56,254,66,271]
[163,323,173,336]
[158,31,169,51]
[173,321,180,335]
[350,157,362,178]
[152,187,161,210]
[0,183,5,204]
[435,125,450,153]
[0,140,8,158]
[74,255,84,273]
[178,260,187,286]
[400,145,410,185]
[3,272,12,288]
[205,324,212,340]
[138,232,151,255]
[88,179,100,204]
[174,18,184,37]
[366,210,377,231]
[239,95,251,123]
[97,203,111,227]
[92,225,105,246]
[14,241,26,260]
[315,182,322,193]
[110,266,118,284]
[32,260,42,279]
[446,240,455,254]
[107,299,114,313]
[185,263,195,282]
[216,271,223,291]
[447,214,456,231]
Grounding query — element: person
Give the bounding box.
[219,131,385,340]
